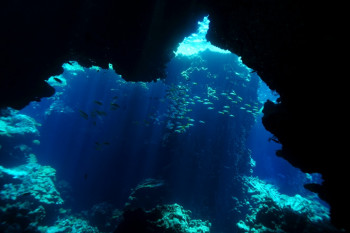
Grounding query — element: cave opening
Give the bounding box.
[0,16,334,233]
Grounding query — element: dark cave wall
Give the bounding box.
[205,0,348,231]
[0,0,79,109]
[1,0,348,231]
[0,0,207,109]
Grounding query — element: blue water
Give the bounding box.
[21,51,258,208]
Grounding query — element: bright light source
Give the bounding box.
[175,16,230,56]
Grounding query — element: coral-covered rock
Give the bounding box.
[88,202,123,233]
[0,154,64,232]
[115,203,211,233]
[236,176,341,233]
[155,204,211,233]
[0,153,106,233]
[0,110,41,166]
[0,201,44,233]
[38,216,99,233]
[125,178,167,211]
[0,154,63,205]
[0,112,40,137]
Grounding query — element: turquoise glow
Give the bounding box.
[175,16,230,56]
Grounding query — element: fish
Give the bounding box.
[218,111,225,114]
[199,120,205,124]
[95,141,110,150]
[79,110,89,120]
[53,77,62,83]
[95,110,107,116]
[229,114,235,117]
[110,103,120,110]
[19,192,31,198]
[220,93,227,96]
[208,107,214,110]
[240,107,246,110]
[94,100,103,106]
[166,122,174,129]
[223,106,230,109]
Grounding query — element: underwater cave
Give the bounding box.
[0,1,348,233]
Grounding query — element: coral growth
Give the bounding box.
[88,202,123,232]
[0,154,63,205]
[125,178,167,210]
[155,204,211,233]
[235,176,341,233]
[115,203,211,233]
[0,154,63,232]
[38,216,99,233]
[0,153,102,233]
[0,112,41,137]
